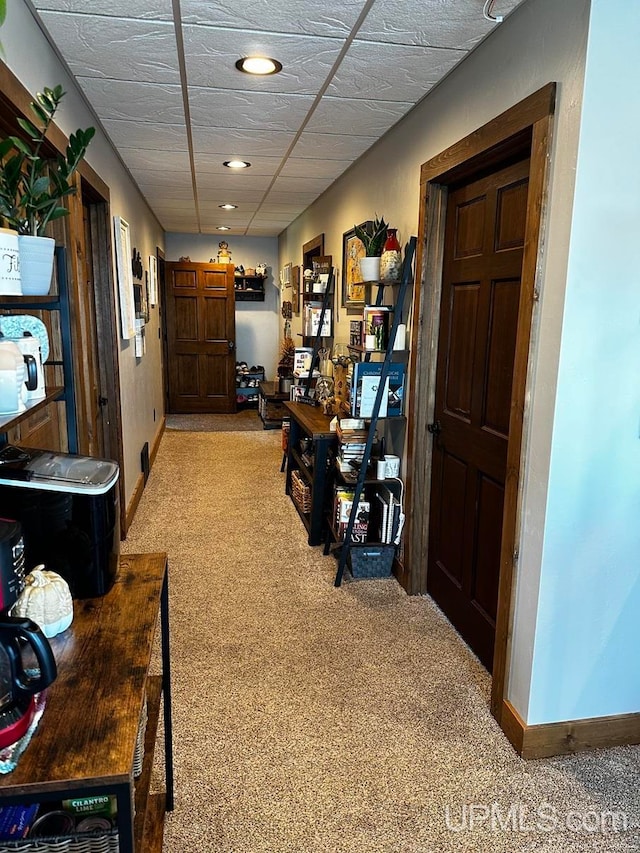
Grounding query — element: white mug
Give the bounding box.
[385,455,401,478]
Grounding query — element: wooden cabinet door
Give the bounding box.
[165,262,237,413]
[427,158,530,671]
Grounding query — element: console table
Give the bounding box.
[284,402,337,546]
[0,552,174,852]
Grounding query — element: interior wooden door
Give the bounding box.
[165,262,236,413]
[427,157,530,671]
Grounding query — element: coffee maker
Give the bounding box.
[0,518,26,614]
[0,615,57,748]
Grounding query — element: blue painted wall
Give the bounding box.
[528,0,640,723]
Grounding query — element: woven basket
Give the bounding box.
[0,827,119,852]
[291,469,312,514]
[348,544,395,578]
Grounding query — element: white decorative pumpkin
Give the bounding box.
[14,565,73,638]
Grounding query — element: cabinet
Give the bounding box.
[283,402,337,546]
[0,553,174,853]
[330,236,416,586]
[234,273,266,301]
[258,380,288,429]
[0,247,77,452]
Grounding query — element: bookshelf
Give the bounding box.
[330,236,417,586]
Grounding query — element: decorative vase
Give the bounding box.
[359,255,381,282]
[18,235,55,296]
[0,228,22,295]
[380,228,401,283]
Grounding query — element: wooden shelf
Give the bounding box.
[0,553,173,852]
[0,386,64,433]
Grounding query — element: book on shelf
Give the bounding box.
[351,362,406,418]
[377,483,401,543]
[293,347,313,374]
[349,319,363,347]
[334,487,370,543]
[303,301,332,337]
[363,305,393,351]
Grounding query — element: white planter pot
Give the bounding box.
[18,235,55,296]
[359,256,381,282]
[0,227,22,295]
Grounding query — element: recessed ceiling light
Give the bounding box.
[217,225,231,231]
[235,56,282,76]
[219,203,238,210]
[223,160,251,169]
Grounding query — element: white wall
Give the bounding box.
[279,0,592,723]
[4,1,166,511]
[527,0,640,724]
[164,233,280,379]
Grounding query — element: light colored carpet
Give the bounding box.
[122,431,640,852]
[166,409,263,431]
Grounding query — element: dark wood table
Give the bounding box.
[0,552,174,853]
[258,380,289,429]
[284,402,337,545]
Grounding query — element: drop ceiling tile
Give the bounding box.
[77,79,184,123]
[245,226,284,236]
[196,188,268,204]
[189,88,315,133]
[37,12,179,83]
[263,190,320,205]
[137,184,195,201]
[102,119,189,151]
[292,131,378,161]
[257,203,309,215]
[270,176,332,195]
[193,153,282,176]
[128,168,193,186]
[161,219,200,232]
[327,41,462,101]
[118,149,191,171]
[305,96,413,137]
[196,173,273,192]
[183,26,344,94]
[357,0,508,49]
[148,199,196,211]
[180,0,364,38]
[192,127,295,158]
[278,158,352,180]
[33,0,173,20]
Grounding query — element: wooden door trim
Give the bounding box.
[405,84,556,739]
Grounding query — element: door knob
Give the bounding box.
[427,420,441,436]
[228,340,235,350]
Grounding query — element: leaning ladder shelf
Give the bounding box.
[334,235,417,587]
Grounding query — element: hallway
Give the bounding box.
[122,427,639,852]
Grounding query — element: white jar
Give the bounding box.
[0,227,22,295]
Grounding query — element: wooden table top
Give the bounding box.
[0,553,167,798]
[283,401,336,440]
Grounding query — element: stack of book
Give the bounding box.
[336,418,368,473]
[334,487,370,542]
[376,483,403,544]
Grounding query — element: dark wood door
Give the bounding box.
[427,158,530,671]
[165,262,236,413]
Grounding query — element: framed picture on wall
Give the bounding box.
[342,224,370,308]
[148,254,158,306]
[291,265,300,313]
[113,216,136,339]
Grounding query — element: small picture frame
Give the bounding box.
[148,254,158,306]
[291,265,300,314]
[342,224,370,309]
[113,216,136,339]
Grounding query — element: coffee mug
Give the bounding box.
[385,455,400,478]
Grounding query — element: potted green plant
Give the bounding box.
[0,84,95,294]
[354,216,388,281]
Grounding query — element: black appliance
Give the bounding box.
[0,615,57,748]
[0,518,26,613]
[0,447,120,599]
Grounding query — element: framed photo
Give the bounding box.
[291,265,300,314]
[113,216,136,339]
[148,254,158,306]
[342,224,370,308]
